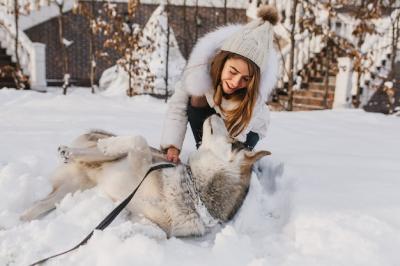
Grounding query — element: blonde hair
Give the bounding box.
[210,51,261,137]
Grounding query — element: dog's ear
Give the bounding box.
[245,150,271,163]
[240,150,271,174]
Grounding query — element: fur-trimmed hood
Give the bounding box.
[160,24,277,151]
[182,24,279,102]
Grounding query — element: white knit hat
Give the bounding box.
[221,5,279,71]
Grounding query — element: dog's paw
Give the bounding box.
[20,210,35,222]
[58,145,72,163]
[97,139,110,155]
[20,213,31,222]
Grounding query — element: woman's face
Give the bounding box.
[220,57,251,95]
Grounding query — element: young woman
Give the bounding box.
[161,5,279,163]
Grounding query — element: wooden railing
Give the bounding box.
[265,0,394,106]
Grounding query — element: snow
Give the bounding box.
[6,0,76,30]
[384,81,393,88]
[1,87,400,266]
[99,5,186,96]
[143,4,186,95]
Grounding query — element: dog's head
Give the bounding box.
[200,114,270,165]
[190,114,271,221]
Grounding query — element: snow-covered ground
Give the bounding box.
[0,87,399,266]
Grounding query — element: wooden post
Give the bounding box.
[333,57,353,108]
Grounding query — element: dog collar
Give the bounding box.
[184,165,220,228]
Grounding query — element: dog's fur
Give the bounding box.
[21,115,270,237]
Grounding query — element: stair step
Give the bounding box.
[300,83,309,89]
[270,94,334,111]
[0,81,30,89]
[295,89,334,98]
[0,53,12,59]
[292,103,327,111]
[0,76,15,82]
[293,95,333,107]
[0,47,30,89]
[0,67,30,90]
[0,49,15,69]
[309,76,324,83]
[293,95,333,101]
[0,61,16,67]
[0,81,17,88]
[307,82,335,91]
[268,101,286,111]
[308,89,335,95]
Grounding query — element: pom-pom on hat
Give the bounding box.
[221,5,278,71]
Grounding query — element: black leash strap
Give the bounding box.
[29,163,175,266]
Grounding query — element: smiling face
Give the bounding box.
[220,57,251,95]
[210,51,261,137]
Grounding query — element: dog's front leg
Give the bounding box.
[97,136,146,156]
[58,146,123,163]
[126,136,153,177]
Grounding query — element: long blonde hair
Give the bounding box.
[210,51,261,137]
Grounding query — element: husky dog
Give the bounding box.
[21,115,270,237]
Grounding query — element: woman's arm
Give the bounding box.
[249,103,270,139]
[160,81,190,156]
[235,102,270,143]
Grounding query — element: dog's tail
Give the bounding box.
[20,183,76,221]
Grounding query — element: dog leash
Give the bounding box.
[28,162,175,266]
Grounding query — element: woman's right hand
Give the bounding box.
[166,147,180,163]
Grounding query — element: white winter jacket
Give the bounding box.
[160,25,279,151]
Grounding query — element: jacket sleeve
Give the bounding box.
[160,81,190,151]
[251,104,270,139]
[236,102,270,142]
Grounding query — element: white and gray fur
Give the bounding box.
[183,24,279,101]
[21,115,270,237]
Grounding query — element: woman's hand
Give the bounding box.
[166,147,180,163]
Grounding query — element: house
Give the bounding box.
[1,0,398,111]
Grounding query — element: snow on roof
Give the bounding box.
[100,4,186,96]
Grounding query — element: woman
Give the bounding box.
[161,5,279,163]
